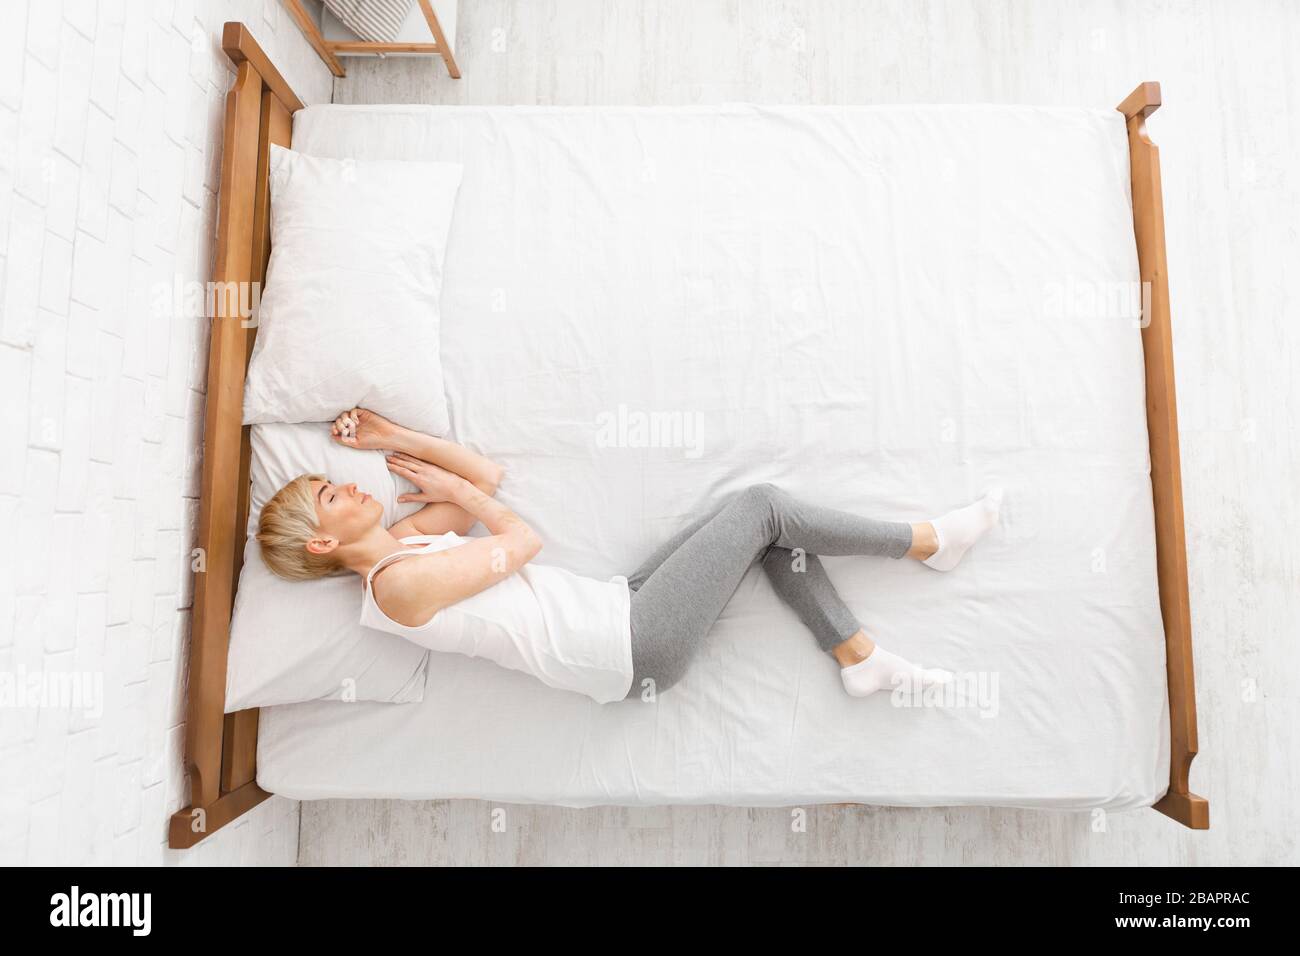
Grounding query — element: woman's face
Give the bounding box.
[308,478,383,546]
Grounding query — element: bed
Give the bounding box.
[168,24,1206,847]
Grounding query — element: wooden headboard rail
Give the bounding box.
[1118,82,1209,829]
[168,23,300,849]
[168,41,1206,848]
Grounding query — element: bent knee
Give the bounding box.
[737,482,785,508]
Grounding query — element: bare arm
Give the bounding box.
[389,500,478,539]
[333,409,504,538]
[372,476,542,627]
[333,408,504,493]
[388,430,503,495]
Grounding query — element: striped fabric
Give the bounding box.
[323,0,416,44]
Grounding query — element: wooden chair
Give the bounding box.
[283,0,461,79]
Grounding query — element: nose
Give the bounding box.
[345,483,359,496]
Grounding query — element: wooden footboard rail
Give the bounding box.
[1118,82,1209,829]
[168,23,303,849]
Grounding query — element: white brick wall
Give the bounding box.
[1,0,332,866]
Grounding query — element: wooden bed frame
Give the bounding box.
[167,24,1208,848]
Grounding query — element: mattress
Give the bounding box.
[255,104,1170,812]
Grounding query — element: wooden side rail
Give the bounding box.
[1118,82,1209,830]
[168,23,301,849]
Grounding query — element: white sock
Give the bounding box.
[840,646,953,699]
[922,488,1003,572]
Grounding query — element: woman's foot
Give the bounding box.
[833,632,951,699]
[921,488,1003,572]
[840,646,953,699]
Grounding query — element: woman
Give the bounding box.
[257,409,1001,704]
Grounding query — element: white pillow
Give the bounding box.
[224,423,428,712]
[242,145,463,435]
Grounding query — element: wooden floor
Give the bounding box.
[301,0,1300,865]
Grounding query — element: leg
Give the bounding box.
[760,548,861,653]
[626,509,718,592]
[760,545,959,697]
[626,483,912,696]
[631,492,959,592]
[629,509,935,590]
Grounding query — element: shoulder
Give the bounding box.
[374,550,436,584]
[371,553,447,627]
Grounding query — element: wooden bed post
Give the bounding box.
[1118,82,1209,830]
[168,24,303,849]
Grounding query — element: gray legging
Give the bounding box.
[625,483,912,698]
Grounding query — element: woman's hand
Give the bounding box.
[332,408,398,450]
[386,452,466,504]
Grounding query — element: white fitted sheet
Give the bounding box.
[256,104,1170,812]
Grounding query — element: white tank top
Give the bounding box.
[359,533,634,703]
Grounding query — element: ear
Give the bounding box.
[305,535,339,556]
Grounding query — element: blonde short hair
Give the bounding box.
[256,474,339,581]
